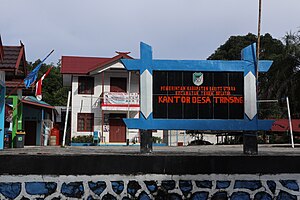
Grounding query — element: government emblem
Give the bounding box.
[193,72,203,86]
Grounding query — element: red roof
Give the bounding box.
[5,79,26,88]
[0,38,27,77]
[61,52,132,74]
[271,119,300,132]
[61,56,110,74]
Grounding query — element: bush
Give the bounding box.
[71,135,93,143]
[152,136,162,143]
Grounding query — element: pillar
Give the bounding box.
[243,131,258,155]
[140,130,152,153]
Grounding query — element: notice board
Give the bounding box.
[153,71,244,119]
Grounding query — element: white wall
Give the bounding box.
[71,62,140,141]
[71,75,102,138]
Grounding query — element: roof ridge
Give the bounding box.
[62,55,110,59]
[115,51,131,55]
[87,53,133,73]
[61,52,133,74]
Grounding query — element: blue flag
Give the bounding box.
[24,62,43,88]
[24,50,54,88]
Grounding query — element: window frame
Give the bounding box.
[78,76,94,95]
[77,113,94,132]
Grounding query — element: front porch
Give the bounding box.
[99,92,140,144]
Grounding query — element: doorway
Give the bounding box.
[109,113,126,142]
[24,121,37,145]
[110,77,127,92]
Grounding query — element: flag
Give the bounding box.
[24,49,54,88]
[24,62,43,88]
[35,67,53,101]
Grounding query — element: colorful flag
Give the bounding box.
[24,49,54,88]
[35,67,53,101]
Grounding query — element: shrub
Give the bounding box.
[152,136,162,143]
[71,135,93,143]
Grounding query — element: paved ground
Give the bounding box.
[1,144,300,156]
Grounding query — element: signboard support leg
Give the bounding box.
[140,130,152,153]
[243,131,258,155]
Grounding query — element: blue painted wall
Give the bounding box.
[0,81,5,149]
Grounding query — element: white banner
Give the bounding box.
[104,92,139,105]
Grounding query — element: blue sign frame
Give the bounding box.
[121,42,274,131]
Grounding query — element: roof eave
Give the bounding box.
[88,54,133,75]
[14,46,24,74]
[21,99,55,109]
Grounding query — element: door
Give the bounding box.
[109,114,126,142]
[24,121,37,145]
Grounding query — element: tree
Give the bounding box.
[261,30,300,118]
[26,60,70,106]
[208,32,300,118]
[208,33,284,60]
[208,33,257,60]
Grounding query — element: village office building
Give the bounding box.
[61,52,211,145]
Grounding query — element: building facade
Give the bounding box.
[60,51,221,145]
[61,52,144,144]
[0,36,33,148]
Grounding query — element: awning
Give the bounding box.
[271,119,300,132]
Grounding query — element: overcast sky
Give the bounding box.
[1,0,300,64]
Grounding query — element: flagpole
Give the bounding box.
[286,97,295,148]
[246,0,262,155]
[24,49,54,88]
[62,91,71,147]
[40,49,54,63]
[256,0,262,79]
[256,0,262,131]
[5,80,25,99]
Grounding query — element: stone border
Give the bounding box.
[0,174,299,199]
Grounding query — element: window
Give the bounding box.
[110,77,127,92]
[77,113,94,132]
[78,76,94,94]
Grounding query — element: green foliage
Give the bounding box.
[71,135,93,143]
[208,33,284,60]
[259,30,300,118]
[152,136,162,143]
[208,31,300,118]
[26,60,70,106]
[208,33,257,60]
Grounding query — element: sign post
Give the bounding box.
[140,130,152,153]
[243,131,258,154]
[122,42,274,154]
